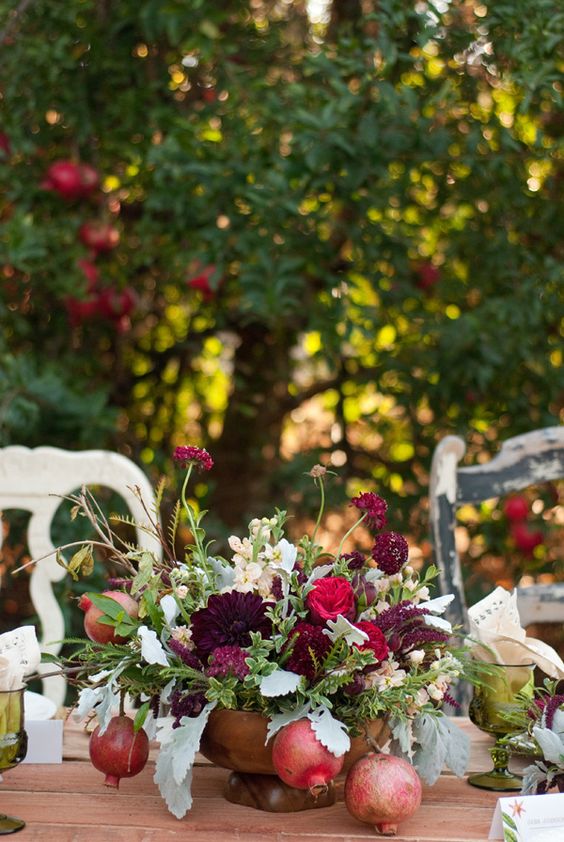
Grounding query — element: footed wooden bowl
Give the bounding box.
[200,709,389,774]
[199,709,389,812]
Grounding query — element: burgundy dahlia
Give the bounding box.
[173,445,214,472]
[350,492,388,530]
[284,622,332,681]
[205,645,250,680]
[190,591,273,659]
[371,531,409,574]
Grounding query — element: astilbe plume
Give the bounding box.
[168,638,202,671]
[544,695,564,730]
[373,600,450,656]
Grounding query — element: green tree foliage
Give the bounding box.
[0,0,562,573]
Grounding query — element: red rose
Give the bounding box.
[353,621,389,663]
[306,576,356,625]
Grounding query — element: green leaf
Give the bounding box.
[134,702,151,733]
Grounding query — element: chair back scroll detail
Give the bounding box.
[0,446,161,706]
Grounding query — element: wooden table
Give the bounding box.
[3,718,515,841]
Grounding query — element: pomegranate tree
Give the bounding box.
[89,715,149,788]
[272,719,344,795]
[344,753,422,836]
[79,590,138,644]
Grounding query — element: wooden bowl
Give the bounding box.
[199,709,389,775]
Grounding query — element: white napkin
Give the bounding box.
[0,626,41,690]
[468,586,564,679]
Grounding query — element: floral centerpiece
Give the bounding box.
[55,446,471,819]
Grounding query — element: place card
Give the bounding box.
[22,720,63,764]
[489,792,564,841]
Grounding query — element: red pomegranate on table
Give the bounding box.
[79,590,138,644]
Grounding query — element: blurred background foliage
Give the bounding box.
[0,0,562,635]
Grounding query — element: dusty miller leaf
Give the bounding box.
[308,706,350,757]
[266,703,311,742]
[154,702,216,819]
[532,726,564,764]
[259,669,301,697]
[412,713,469,783]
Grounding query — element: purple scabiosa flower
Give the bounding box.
[371,532,409,575]
[173,445,214,472]
[170,689,207,727]
[168,638,202,671]
[341,551,365,571]
[350,492,388,530]
[205,645,250,680]
[190,591,273,660]
[284,622,332,681]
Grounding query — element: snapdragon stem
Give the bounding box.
[335,512,367,559]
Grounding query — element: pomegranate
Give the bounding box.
[79,590,139,644]
[65,295,99,327]
[96,287,136,320]
[77,258,100,292]
[186,264,219,300]
[344,753,422,836]
[43,160,100,200]
[272,719,344,795]
[503,495,529,522]
[79,221,120,253]
[0,132,11,157]
[89,715,149,788]
[415,262,440,291]
[511,522,543,556]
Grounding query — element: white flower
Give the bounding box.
[403,578,418,592]
[138,626,169,667]
[367,659,407,691]
[427,682,445,702]
[264,539,298,574]
[408,649,426,665]
[176,584,188,599]
[171,625,193,648]
[413,586,430,603]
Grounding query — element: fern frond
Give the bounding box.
[154,476,166,511]
[168,500,181,550]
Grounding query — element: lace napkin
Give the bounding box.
[468,586,564,679]
[0,626,41,690]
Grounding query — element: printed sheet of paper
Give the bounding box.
[489,793,564,841]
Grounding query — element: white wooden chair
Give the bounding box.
[0,446,162,706]
[430,426,564,632]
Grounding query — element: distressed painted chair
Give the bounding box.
[0,446,162,706]
[430,426,564,632]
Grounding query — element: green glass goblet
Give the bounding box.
[468,663,534,791]
[0,687,28,834]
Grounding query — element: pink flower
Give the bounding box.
[350,492,388,530]
[173,446,214,472]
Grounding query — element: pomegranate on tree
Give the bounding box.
[414,261,440,291]
[272,719,344,795]
[89,715,149,788]
[511,522,543,556]
[503,495,529,522]
[79,590,138,644]
[43,160,100,200]
[79,220,120,253]
[344,752,422,836]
